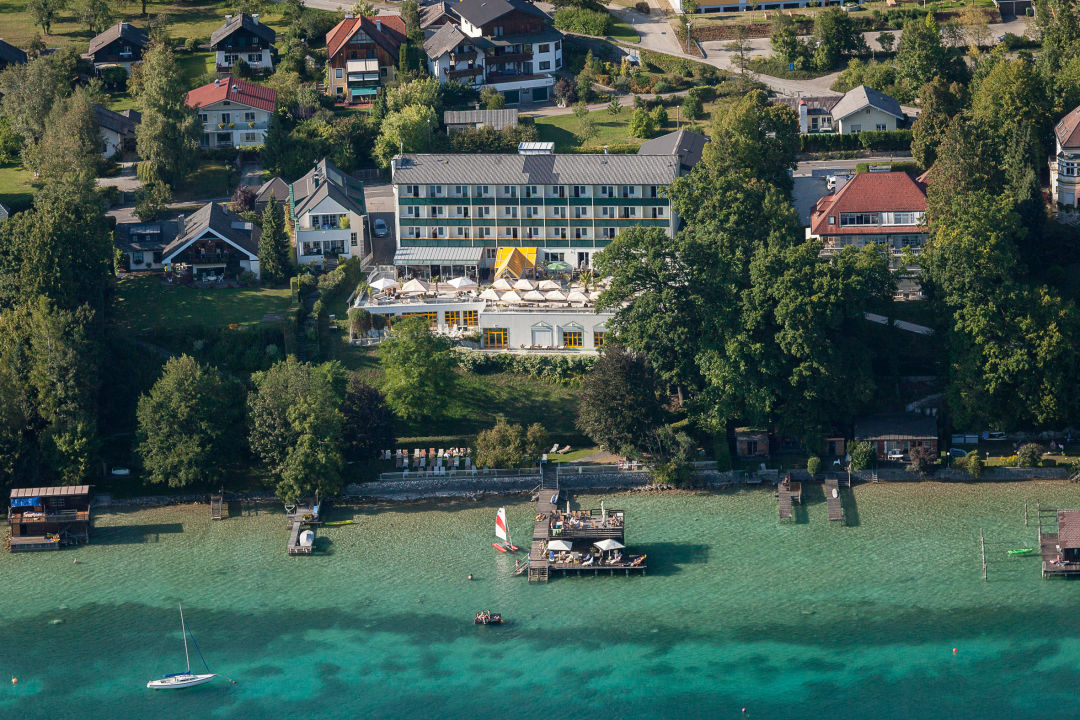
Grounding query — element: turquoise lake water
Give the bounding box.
[4,482,1080,719]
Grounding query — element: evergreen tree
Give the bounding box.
[259,197,293,285]
[131,38,201,187]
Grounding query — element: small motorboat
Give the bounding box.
[1008,548,1035,556]
[474,611,503,625]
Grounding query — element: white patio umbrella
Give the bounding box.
[595,539,625,552]
[566,290,589,304]
[501,290,524,305]
[369,277,399,291]
[522,290,546,302]
[400,278,430,295]
[547,539,573,552]
[512,278,536,291]
[544,289,567,302]
[447,276,477,290]
[478,288,502,301]
[588,290,603,301]
[537,279,561,291]
[492,278,515,290]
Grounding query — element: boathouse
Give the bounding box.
[854,412,938,460]
[8,486,92,552]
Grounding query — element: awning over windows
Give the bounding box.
[347,58,379,73]
[393,246,485,265]
[350,87,379,97]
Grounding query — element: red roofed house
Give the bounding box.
[1051,104,1080,208]
[807,171,928,269]
[186,76,277,149]
[325,15,406,105]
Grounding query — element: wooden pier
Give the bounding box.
[210,493,225,520]
[777,475,801,520]
[1039,507,1080,577]
[825,476,844,523]
[286,502,321,556]
[527,464,645,583]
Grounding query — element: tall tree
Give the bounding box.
[812,7,863,71]
[136,355,243,487]
[475,416,526,468]
[704,89,799,193]
[26,0,64,35]
[259,197,292,284]
[895,15,954,95]
[248,358,346,503]
[130,38,201,187]
[26,87,103,183]
[576,346,666,458]
[0,48,77,150]
[340,375,395,462]
[910,78,965,169]
[372,104,437,168]
[377,315,456,422]
[77,0,112,33]
[0,298,98,486]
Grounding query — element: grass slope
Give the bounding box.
[114,275,294,331]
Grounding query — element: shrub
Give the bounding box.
[232,57,253,79]
[553,7,612,36]
[799,130,912,153]
[652,77,674,94]
[849,441,875,471]
[807,456,821,477]
[907,445,937,476]
[634,0,649,11]
[239,270,257,285]
[184,36,199,52]
[232,185,255,213]
[1017,443,1044,468]
[297,273,318,299]
[959,452,984,479]
[689,85,716,102]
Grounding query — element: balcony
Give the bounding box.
[446,67,483,81]
[489,51,532,63]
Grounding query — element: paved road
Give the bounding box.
[364,183,397,265]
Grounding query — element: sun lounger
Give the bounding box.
[558,445,571,454]
[630,555,646,567]
[550,443,560,453]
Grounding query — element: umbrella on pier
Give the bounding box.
[537,279,561,291]
[548,539,573,552]
[478,288,502,301]
[522,290,546,302]
[595,539,625,552]
[447,276,477,290]
[492,278,515,291]
[400,278,430,295]
[369,277,399,291]
[513,278,536,291]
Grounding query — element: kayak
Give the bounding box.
[1008,548,1034,555]
[325,520,354,526]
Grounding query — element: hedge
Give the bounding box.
[553,8,611,36]
[454,349,597,384]
[799,130,912,153]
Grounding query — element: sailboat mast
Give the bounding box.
[179,603,191,673]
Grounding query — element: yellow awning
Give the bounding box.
[493,248,536,280]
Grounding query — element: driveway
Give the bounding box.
[363,183,397,266]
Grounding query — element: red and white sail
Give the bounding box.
[495,507,509,541]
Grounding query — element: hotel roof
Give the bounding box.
[392,153,680,186]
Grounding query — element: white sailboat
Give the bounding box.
[147,603,218,690]
[491,507,518,553]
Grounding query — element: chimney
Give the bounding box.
[376,18,382,32]
[798,99,808,135]
[225,14,232,23]
[252,13,259,23]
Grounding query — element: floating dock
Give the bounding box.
[825,476,844,523]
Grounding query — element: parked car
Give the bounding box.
[373,218,388,237]
[826,174,853,191]
[984,431,1007,440]
[887,449,905,461]
[948,448,968,458]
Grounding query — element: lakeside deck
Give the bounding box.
[778,476,801,520]
[825,476,845,523]
[286,503,320,556]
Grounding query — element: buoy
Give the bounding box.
[11,677,17,685]
[953,648,958,654]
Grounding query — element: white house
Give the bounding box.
[288,159,370,267]
[93,105,139,158]
[783,85,905,135]
[186,77,277,149]
[161,202,261,281]
[209,13,276,74]
[1051,104,1080,207]
[423,0,562,104]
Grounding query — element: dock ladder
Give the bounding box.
[210,491,224,520]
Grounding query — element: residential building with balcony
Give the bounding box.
[210,13,276,74]
[288,159,370,267]
[389,146,680,279]
[423,0,562,104]
[1051,104,1080,207]
[420,1,460,37]
[325,15,406,104]
[160,201,261,280]
[187,77,277,148]
[86,22,148,72]
[807,171,928,275]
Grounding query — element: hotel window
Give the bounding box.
[525,206,538,218]
[649,186,659,198]
[651,207,665,218]
[403,185,419,197]
[483,328,507,348]
[552,206,566,218]
[457,206,470,217]
[552,227,567,239]
[504,206,518,218]
[550,185,565,197]
[574,206,589,219]
[876,123,887,131]
[406,206,419,217]
[593,331,605,347]
[454,185,467,196]
[601,227,616,239]
[428,185,444,196]
[248,53,260,63]
[840,212,879,227]
[524,185,538,198]
[350,232,358,247]
[620,185,636,198]
[479,227,491,238]
[502,185,517,197]
[527,227,540,238]
[457,226,470,238]
[562,330,583,348]
[574,228,589,239]
[243,133,259,143]
[198,113,208,123]
[445,310,462,327]
[221,113,231,124]
[474,185,489,196]
[571,185,587,198]
[599,185,613,197]
[477,206,491,217]
[429,206,444,217]
[243,112,256,122]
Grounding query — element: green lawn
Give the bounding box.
[174,160,238,202]
[0,163,37,211]
[0,0,290,49]
[608,20,640,44]
[115,275,295,331]
[535,107,686,152]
